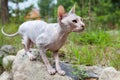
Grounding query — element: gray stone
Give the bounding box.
[12,49,73,80]
[0,50,7,57]
[84,66,103,76]
[59,62,79,80]
[2,55,16,71]
[1,45,16,55]
[72,65,99,80]
[0,71,12,80]
[99,67,120,80]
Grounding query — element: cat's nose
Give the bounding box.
[81,24,85,28]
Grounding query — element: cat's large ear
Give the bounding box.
[68,4,75,14]
[58,5,65,20]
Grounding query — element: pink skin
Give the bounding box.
[1,5,85,75]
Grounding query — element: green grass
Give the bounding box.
[0,23,22,50]
[61,30,120,70]
[1,23,120,70]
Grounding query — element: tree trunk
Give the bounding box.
[0,0,1,21]
[0,0,9,24]
[16,0,19,21]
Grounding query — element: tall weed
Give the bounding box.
[62,30,120,70]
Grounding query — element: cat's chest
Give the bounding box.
[47,33,67,51]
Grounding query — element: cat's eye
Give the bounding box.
[72,20,77,23]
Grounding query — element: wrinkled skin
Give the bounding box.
[1,5,85,75]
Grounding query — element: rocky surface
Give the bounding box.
[99,67,120,80]
[0,45,16,74]
[0,71,12,80]
[2,55,16,71]
[0,50,6,58]
[1,45,16,55]
[0,48,120,80]
[12,49,74,80]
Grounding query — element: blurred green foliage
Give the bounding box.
[7,0,120,29]
[37,0,120,29]
[0,0,120,70]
